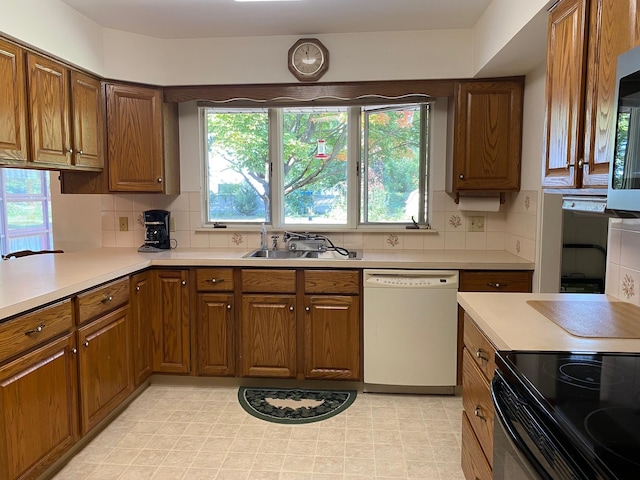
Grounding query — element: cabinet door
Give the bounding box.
[240,294,296,378]
[0,335,78,480]
[131,271,153,386]
[303,295,360,380]
[152,270,190,373]
[197,293,235,376]
[0,39,28,163]
[71,72,105,170]
[77,306,132,435]
[582,0,634,187]
[452,80,523,192]
[542,0,589,188]
[106,83,164,192]
[26,53,71,166]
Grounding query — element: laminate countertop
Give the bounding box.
[0,247,532,321]
[458,292,640,353]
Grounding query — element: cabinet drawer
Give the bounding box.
[77,277,130,325]
[459,270,532,292]
[462,347,494,467]
[241,269,296,293]
[0,300,73,363]
[196,268,234,291]
[304,270,360,294]
[461,411,492,480]
[463,313,496,381]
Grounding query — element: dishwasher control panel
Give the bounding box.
[363,270,459,288]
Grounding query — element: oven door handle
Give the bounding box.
[491,370,554,480]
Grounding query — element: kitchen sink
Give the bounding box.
[243,249,361,260]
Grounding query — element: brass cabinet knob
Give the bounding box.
[476,348,489,362]
[157,177,163,183]
[181,280,187,285]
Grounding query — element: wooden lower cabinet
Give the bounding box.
[461,411,492,480]
[0,334,78,480]
[461,315,497,480]
[303,295,360,380]
[131,271,153,386]
[77,306,132,435]
[197,293,235,376]
[240,294,297,378]
[151,269,190,373]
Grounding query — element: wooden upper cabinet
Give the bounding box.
[70,72,105,170]
[582,0,633,186]
[106,83,180,193]
[451,79,523,192]
[0,39,28,164]
[543,0,636,188]
[27,53,72,167]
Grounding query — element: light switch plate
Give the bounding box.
[468,215,485,232]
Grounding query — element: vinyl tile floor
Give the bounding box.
[51,385,465,480]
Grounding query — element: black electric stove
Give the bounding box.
[495,351,640,480]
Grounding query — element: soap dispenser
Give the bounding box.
[260,223,268,250]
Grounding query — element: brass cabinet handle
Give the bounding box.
[83,341,89,348]
[209,278,224,284]
[135,286,140,292]
[181,280,187,286]
[78,150,83,155]
[226,304,232,310]
[474,405,486,421]
[305,307,310,312]
[101,295,113,304]
[25,324,45,336]
[67,148,73,154]
[459,174,464,179]
[289,306,294,311]
[487,282,506,289]
[157,177,163,183]
[72,348,77,354]
[476,348,489,362]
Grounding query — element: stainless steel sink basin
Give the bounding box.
[243,249,361,260]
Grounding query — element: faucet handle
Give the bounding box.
[271,235,279,250]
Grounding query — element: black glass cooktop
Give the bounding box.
[499,351,640,480]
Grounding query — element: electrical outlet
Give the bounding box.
[468,215,485,232]
[118,217,129,232]
[170,217,176,232]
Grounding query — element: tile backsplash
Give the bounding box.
[101,189,537,258]
[606,218,640,304]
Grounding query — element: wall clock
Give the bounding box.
[288,38,329,82]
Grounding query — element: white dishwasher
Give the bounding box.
[363,269,459,393]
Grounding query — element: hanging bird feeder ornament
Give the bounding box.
[315,139,329,159]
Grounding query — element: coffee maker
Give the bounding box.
[138,210,171,252]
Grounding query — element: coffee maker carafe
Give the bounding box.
[138,210,171,252]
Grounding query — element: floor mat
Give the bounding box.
[237,387,357,424]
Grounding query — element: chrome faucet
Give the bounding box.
[271,235,279,250]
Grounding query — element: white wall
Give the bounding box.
[1,0,104,74]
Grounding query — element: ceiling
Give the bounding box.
[59,0,493,39]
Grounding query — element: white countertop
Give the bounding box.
[458,292,640,353]
[0,247,532,321]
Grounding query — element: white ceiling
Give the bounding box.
[59,0,493,39]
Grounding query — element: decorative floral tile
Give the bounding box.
[231,233,244,246]
[515,240,521,254]
[524,196,531,211]
[386,234,400,247]
[621,273,636,300]
[448,215,462,229]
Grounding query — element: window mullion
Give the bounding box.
[269,108,283,227]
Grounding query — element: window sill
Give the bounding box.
[194,226,438,234]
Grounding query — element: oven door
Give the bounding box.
[491,369,586,480]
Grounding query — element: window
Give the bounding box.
[203,102,429,228]
[0,169,53,256]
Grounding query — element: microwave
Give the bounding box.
[607,43,640,215]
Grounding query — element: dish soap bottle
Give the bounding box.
[260,223,268,250]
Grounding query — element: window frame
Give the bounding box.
[201,102,431,230]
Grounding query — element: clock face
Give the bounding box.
[292,42,325,76]
[288,38,329,81]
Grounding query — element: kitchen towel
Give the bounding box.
[457,195,501,212]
